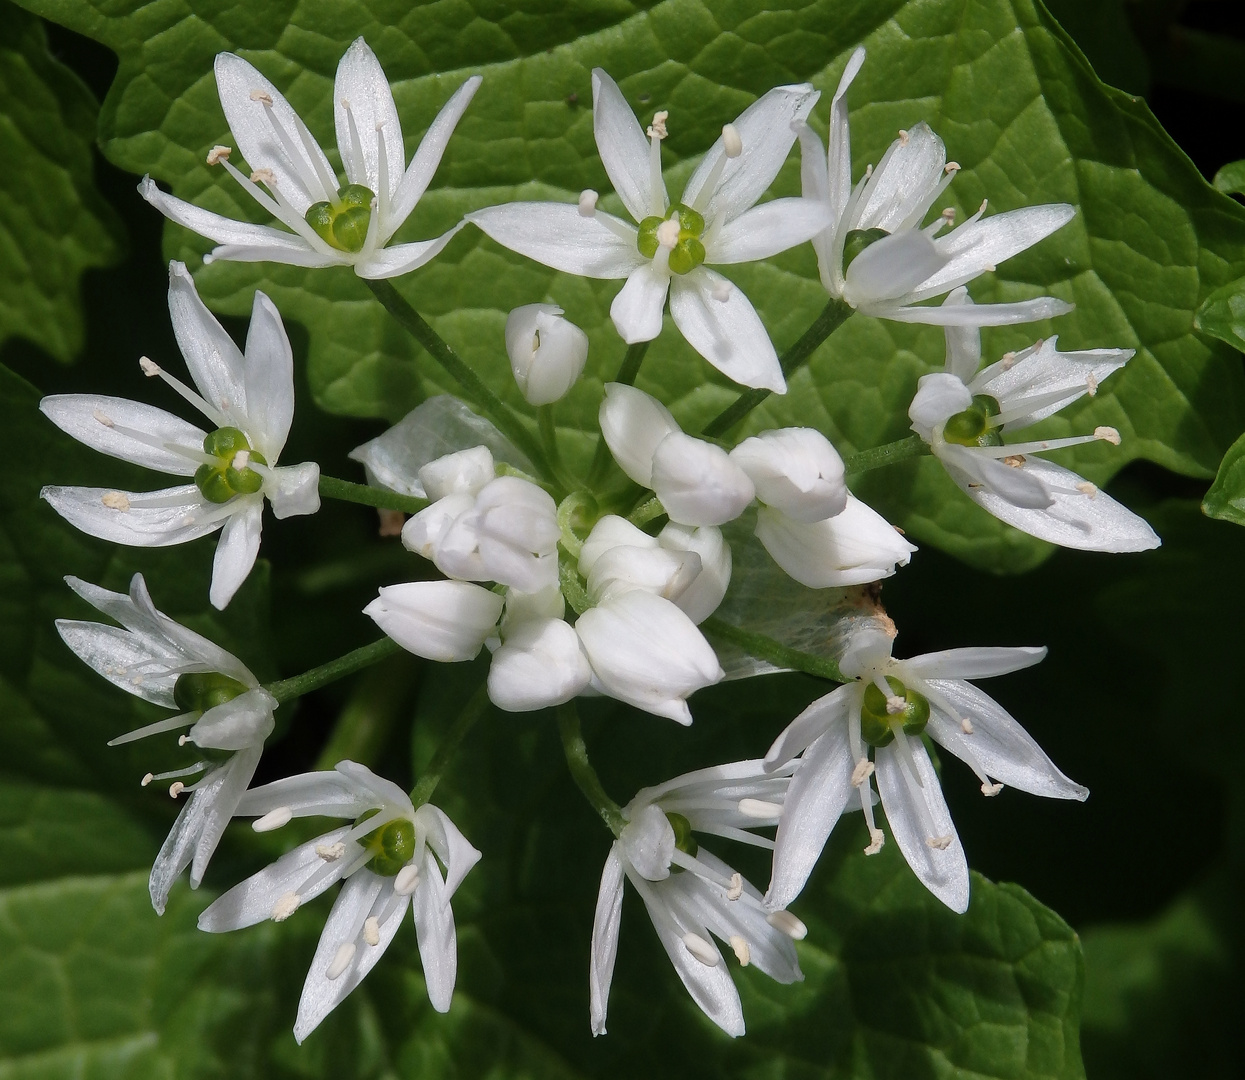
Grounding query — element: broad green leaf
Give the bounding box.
[1201,428,1245,526]
[13,0,1245,571]
[1194,272,1245,353]
[0,0,124,363]
[1213,159,1245,199]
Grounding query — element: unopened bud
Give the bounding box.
[504,304,590,406]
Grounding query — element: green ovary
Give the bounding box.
[305,184,374,253]
[356,809,417,876]
[194,427,268,503]
[636,203,707,274]
[859,676,931,747]
[666,810,698,868]
[173,671,250,713]
[942,394,1005,448]
[841,227,890,269]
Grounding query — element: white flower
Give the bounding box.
[40,262,319,610]
[505,304,590,405]
[140,39,479,279]
[763,625,1087,914]
[591,761,804,1037]
[598,382,680,486]
[469,71,831,392]
[365,580,504,661]
[199,761,480,1041]
[754,496,916,587]
[798,47,1074,327]
[730,427,847,522]
[55,573,275,914]
[908,290,1160,552]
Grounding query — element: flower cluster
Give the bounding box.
[41,36,1160,1043]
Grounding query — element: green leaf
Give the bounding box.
[0,0,124,363]
[1201,428,1245,525]
[1213,160,1245,199]
[13,0,1245,570]
[1195,272,1245,353]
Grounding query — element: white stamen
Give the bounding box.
[252,806,292,832]
[271,891,300,922]
[1076,482,1098,497]
[681,932,719,966]
[864,828,885,855]
[316,841,346,861]
[981,782,1004,797]
[711,280,732,302]
[766,910,807,940]
[655,218,681,249]
[1095,426,1121,445]
[851,758,875,787]
[206,145,232,165]
[721,123,742,158]
[168,781,185,798]
[729,934,751,966]
[926,835,954,850]
[250,168,277,187]
[578,189,599,216]
[139,356,160,377]
[738,798,782,819]
[1086,373,1099,396]
[250,89,273,105]
[141,772,154,787]
[177,734,188,745]
[961,717,974,734]
[326,941,356,979]
[646,111,668,140]
[363,916,381,946]
[101,492,131,511]
[394,864,420,895]
[726,872,743,901]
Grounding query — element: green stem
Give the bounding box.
[559,554,591,615]
[319,474,428,515]
[586,341,651,486]
[409,683,491,808]
[265,637,404,705]
[701,617,847,684]
[366,278,554,481]
[701,297,853,438]
[843,435,929,475]
[557,702,626,835]
[627,495,665,528]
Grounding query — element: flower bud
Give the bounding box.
[578,514,657,576]
[651,432,755,526]
[418,446,495,501]
[657,523,731,624]
[574,591,724,724]
[487,617,592,711]
[501,583,565,630]
[585,544,702,606]
[599,383,679,486]
[505,304,590,406]
[365,581,503,661]
[402,492,477,564]
[729,428,846,522]
[755,497,917,588]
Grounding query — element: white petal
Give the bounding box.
[55,621,180,707]
[41,484,221,547]
[354,224,465,279]
[210,498,263,609]
[908,372,973,441]
[610,263,669,344]
[333,39,404,197]
[939,442,1054,510]
[657,522,732,624]
[389,76,482,229]
[414,803,481,899]
[855,122,947,232]
[682,83,820,223]
[265,462,321,519]
[241,290,294,459]
[883,295,1074,327]
[669,269,784,392]
[468,202,642,278]
[598,384,680,487]
[167,262,248,426]
[487,617,593,711]
[844,229,948,307]
[764,683,856,768]
[940,288,983,383]
[590,847,626,1035]
[40,395,205,476]
[874,742,969,913]
[365,580,503,661]
[618,803,677,881]
[903,646,1047,681]
[203,242,344,269]
[796,123,834,291]
[236,772,378,820]
[729,427,847,522]
[766,721,855,910]
[187,688,277,751]
[592,69,663,223]
[651,432,755,527]
[826,48,866,225]
[214,52,337,212]
[708,198,832,264]
[412,851,459,1012]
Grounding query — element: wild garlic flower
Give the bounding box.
[591,761,804,1037]
[199,761,480,1042]
[798,47,1073,327]
[469,70,830,392]
[763,626,1087,913]
[140,38,480,278]
[505,304,590,405]
[56,573,276,914]
[41,262,319,609]
[908,289,1160,551]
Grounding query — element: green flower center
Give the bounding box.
[194,426,268,504]
[842,227,890,270]
[637,203,707,275]
[173,670,250,713]
[305,184,375,253]
[666,810,698,870]
[355,809,417,877]
[860,676,931,747]
[942,394,1005,448]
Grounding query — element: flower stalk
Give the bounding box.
[410,683,492,808]
[265,637,404,704]
[318,474,429,514]
[701,616,847,683]
[843,434,930,475]
[557,703,626,834]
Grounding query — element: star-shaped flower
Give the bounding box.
[908,289,1161,552]
[763,625,1087,913]
[140,38,480,279]
[199,761,480,1042]
[468,70,831,392]
[41,262,320,609]
[56,573,276,914]
[798,47,1074,327]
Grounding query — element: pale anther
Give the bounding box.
[169,781,185,798]
[252,806,293,832]
[1003,455,1026,468]
[394,863,420,895]
[326,941,356,979]
[926,835,953,850]
[578,189,599,216]
[945,161,961,174]
[206,145,231,165]
[738,798,782,819]
[711,280,732,302]
[178,734,188,745]
[1095,426,1121,445]
[885,694,905,715]
[139,356,160,377]
[722,123,742,158]
[729,934,751,966]
[864,828,885,855]
[981,782,1004,797]
[647,110,668,140]
[960,718,974,734]
[271,891,300,922]
[766,910,807,940]
[250,168,277,186]
[249,89,273,105]
[851,758,875,787]
[681,932,719,966]
[363,916,381,946]
[316,841,346,862]
[727,872,743,901]
[1000,351,1017,369]
[233,450,251,470]
[141,772,154,787]
[101,492,131,511]
[941,207,956,222]
[93,409,114,427]
[655,218,681,249]
[1076,481,1098,497]
[897,128,909,145]
[1086,373,1099,396]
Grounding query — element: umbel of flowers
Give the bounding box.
[42,36,1158,1041]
